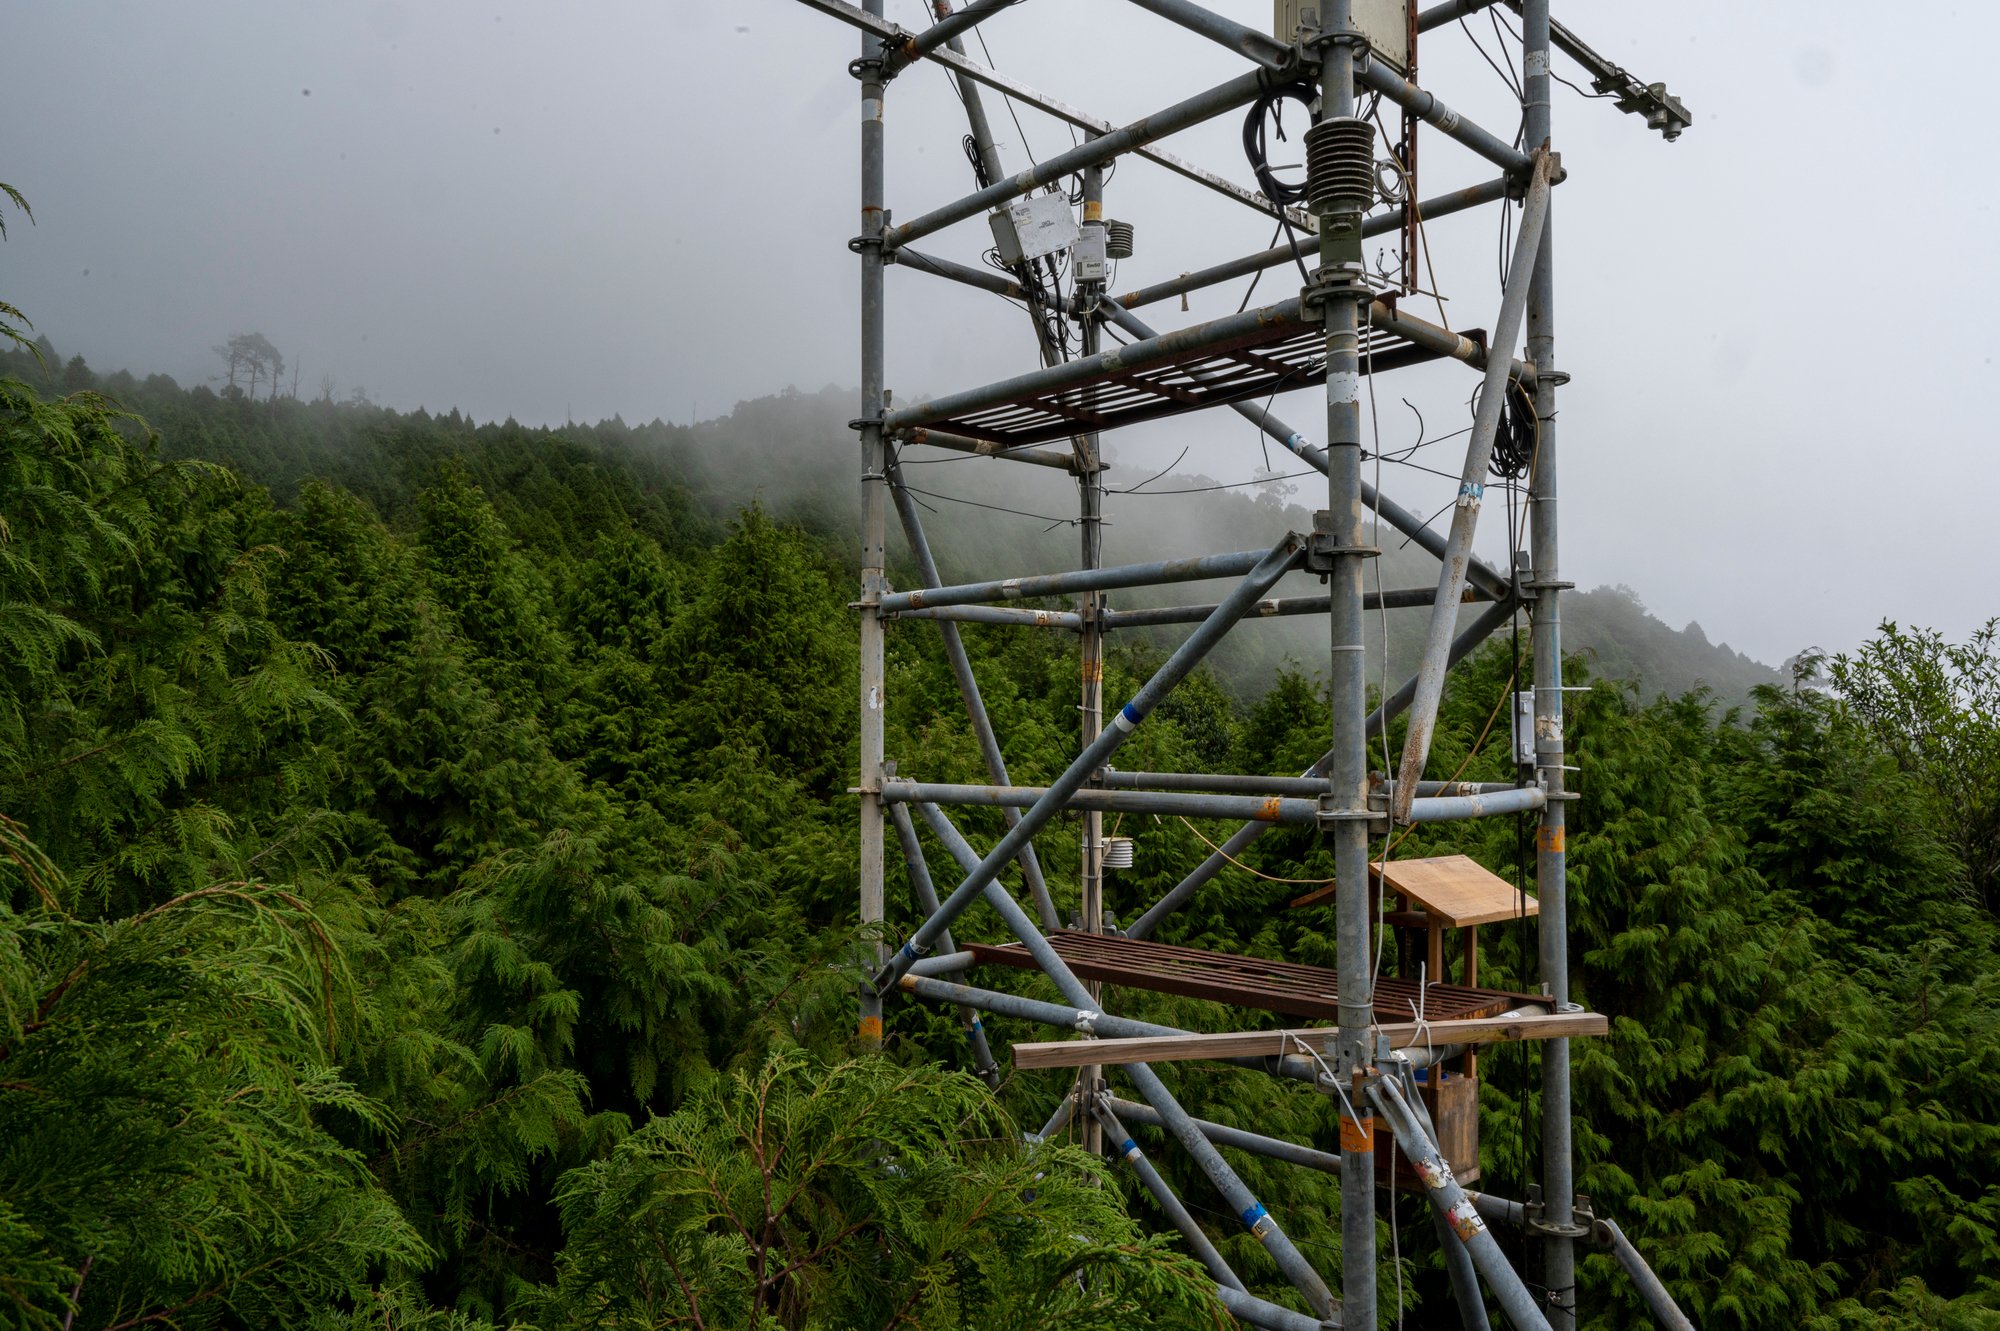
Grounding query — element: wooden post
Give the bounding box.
[1464,924,1479,1078]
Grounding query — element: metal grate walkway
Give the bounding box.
[964,930,1527,1025]
[887,305,1456,449]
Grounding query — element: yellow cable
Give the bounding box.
[1174,816,1331,889]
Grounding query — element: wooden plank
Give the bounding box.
[1374,855,1539,928]
[1009,1010,1607,1069]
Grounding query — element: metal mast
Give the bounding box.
[787,1,1696,1324]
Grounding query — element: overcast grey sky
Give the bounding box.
[3,1,1994,666]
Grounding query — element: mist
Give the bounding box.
[3,0,1995,669]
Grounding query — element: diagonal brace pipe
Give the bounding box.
[875,532,1302,988]
[887,803,1003,1085]
[909,805,1337,1318]
[1370,1077,1552,1331]
[887,66,1278,249]
[1392,152,1549,823]
[888,457,1059,927]
[883,0,1017,76]
[1127,595,1518,939]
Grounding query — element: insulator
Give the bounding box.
[1105,219,1135,261]
[1304,116,1377,217]
[1102,835,1135,870]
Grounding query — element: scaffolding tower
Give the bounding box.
[785,1,1695,1325]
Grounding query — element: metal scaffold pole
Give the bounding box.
[855,0,889,1050]
[1317,6,1378,1320]
[1522,1,1579,1324]
[1076,153,1108,1157]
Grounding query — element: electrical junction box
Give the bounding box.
[1071,228,1107,283]
[1275,0,1410,73]
[989,191,1078,266]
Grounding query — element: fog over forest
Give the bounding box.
[4,0,1996,667]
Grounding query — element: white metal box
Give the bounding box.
[1274,0,1410,72]
[988,192,1078,266]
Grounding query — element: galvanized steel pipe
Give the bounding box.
[885,779,1323,824]
[1355,53,1533,175]
[1119,0,1293,69]
[904,805,1339,1318]
[1114,176,1508,311]
[888,458,1059,928]
[1092,1099,1245,1291]
[879,546,1270,614]
[875,533,1301,986]
[893,603,1085,629]
[1125,596,1518,941]
[1099,583,1490,630]
[1402,784,1547,823]
[887,67,1276,249]
[1601,1219,1696,1331]
[1370,1077,1554,1331]
[1392,154,1549,824]
[888,804,1002,1083]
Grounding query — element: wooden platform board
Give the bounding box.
[1374,855,1538,928]
[962,930,1533,1025]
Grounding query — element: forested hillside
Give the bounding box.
[30,348,1779,707]
[3,340,1997,1330]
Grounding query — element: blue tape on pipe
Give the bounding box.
[1240,1203,1268,1229]
[1121,1139,1140,1161]
[1458,481,1485,500]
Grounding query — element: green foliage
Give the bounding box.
[541,1049,1225,1330]
[0,824,425,1331]
[2,350,1997,1330]
[1831,619,2000,909]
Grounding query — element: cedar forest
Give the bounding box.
[2,194,1998,1330]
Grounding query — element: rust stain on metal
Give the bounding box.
[1538,825,1565,854]
[1258,796,1283,822]
[1339,1114,1375,1153]
[906,590,927,609]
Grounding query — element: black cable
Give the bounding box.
[1241,83,1318,210]
[1489,387,1535,481]
[898,482,1078,527]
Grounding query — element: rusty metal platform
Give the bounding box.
[893,316,1448,449]
[964,931,1526,1025]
